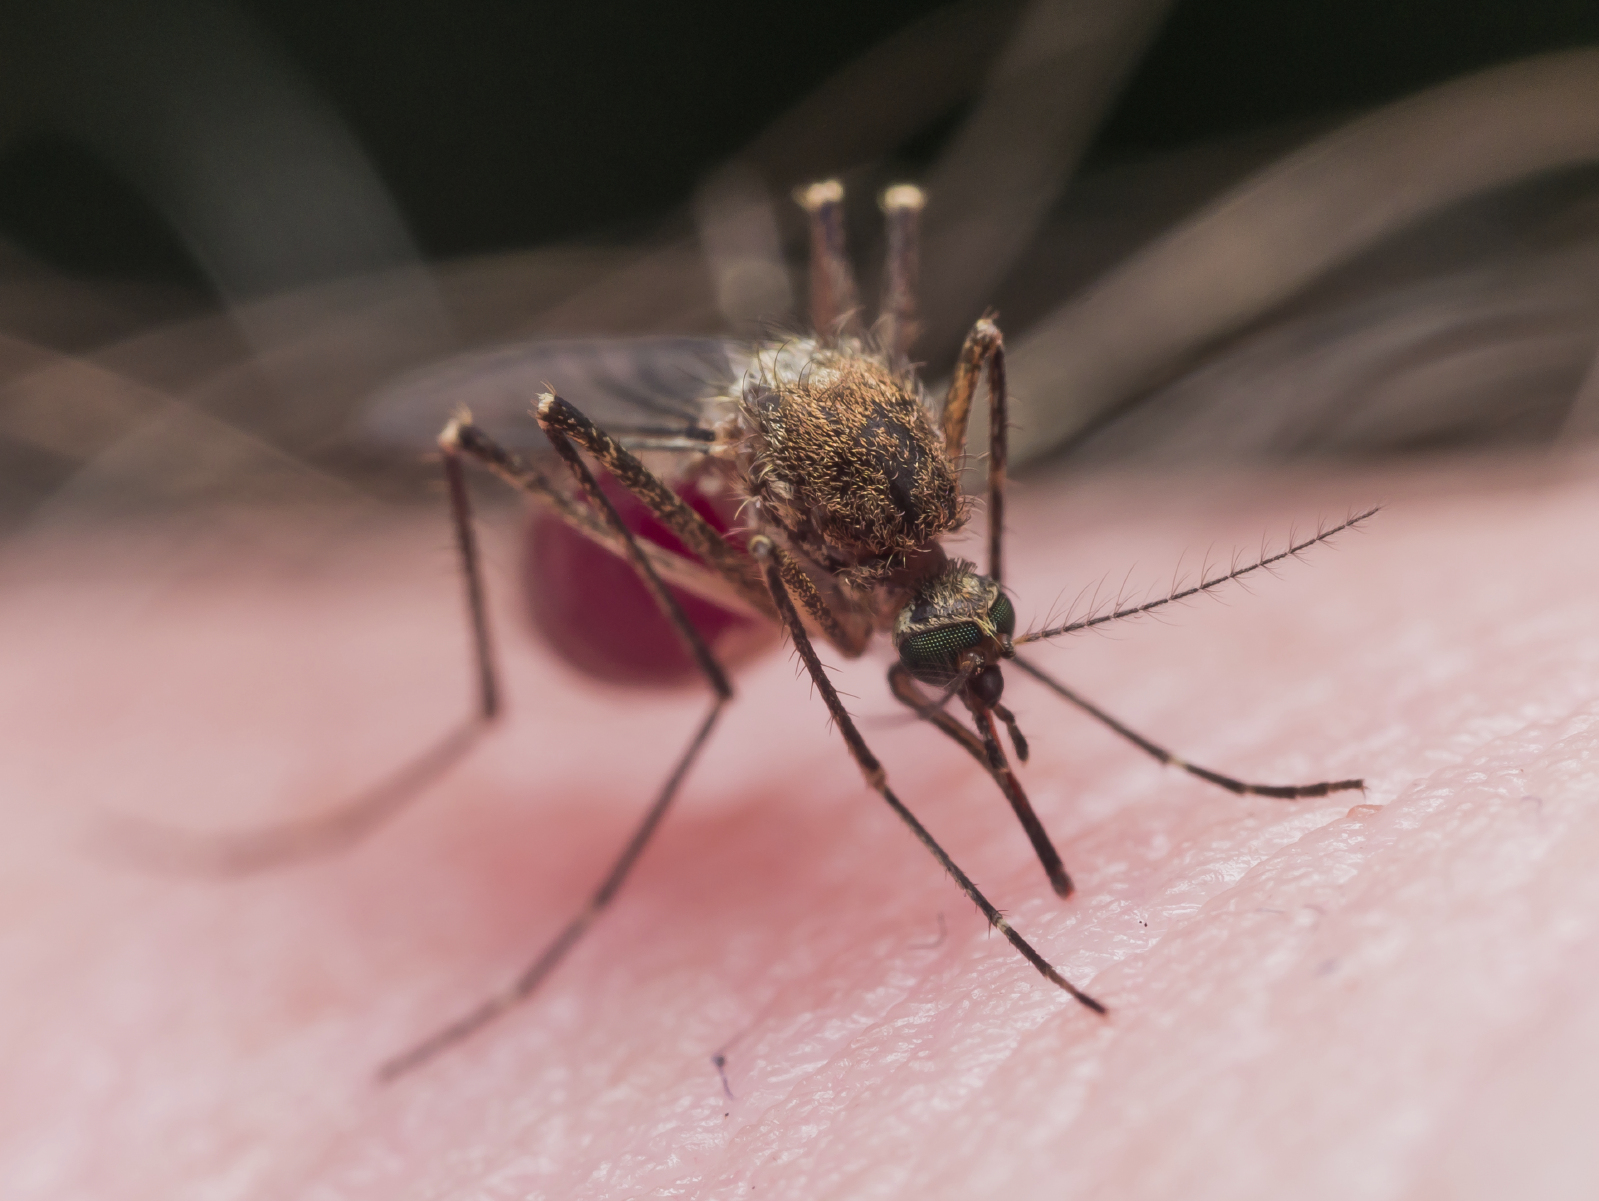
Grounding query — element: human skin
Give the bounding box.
[3,450,1599,1199]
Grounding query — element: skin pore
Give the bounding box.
[4,447,1598,1199]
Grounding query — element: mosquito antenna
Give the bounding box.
[1015,507,1379,646]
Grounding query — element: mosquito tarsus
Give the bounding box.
[375,178,1372,1081]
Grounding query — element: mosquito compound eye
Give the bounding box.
[899,621,984,684]
[990,593,1016,637]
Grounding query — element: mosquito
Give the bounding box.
[362,179,1371,1079]
[122,179,1370,1080]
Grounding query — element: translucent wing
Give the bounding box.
[356,335,742,453]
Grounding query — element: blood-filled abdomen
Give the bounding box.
[523,473,773,686]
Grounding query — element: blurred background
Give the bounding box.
[4,0,1599,521]
[8,7,1599,1191]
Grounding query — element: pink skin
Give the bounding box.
[4,451,1599,1199]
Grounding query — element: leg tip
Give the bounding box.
[1075,990,1108,1016]
[880,183,926,213]
[797,179,844,211]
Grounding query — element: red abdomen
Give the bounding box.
[523,473,773,686]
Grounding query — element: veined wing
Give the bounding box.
[357,335,743,454]
[357,334,774,623]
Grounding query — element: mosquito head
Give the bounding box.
[892,560,1015,692]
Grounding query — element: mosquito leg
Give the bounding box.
[537,394,864,656]
[771,543,872,657]
[381,415,738,1083]
[879,184,926,363]
[753,535,1103,1013]
[377,696,727,1082]
[937,316,1008,581]
[888,664,988,762]
[980,319,1009,587]
[1012,653,1365,798]
[534,394,775,619]
[968,702,1072,897]
[101,720,487,875]
[99,432,505,876]
[797,180,862,339]
[939,317,1003,481]
[442,425,501,721]
[888,664,1073,899]
[444,419,765,622]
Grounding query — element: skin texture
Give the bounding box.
[4,450,1599,1200]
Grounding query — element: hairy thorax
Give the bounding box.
[732,339,967,583]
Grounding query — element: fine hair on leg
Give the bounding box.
[770,540,872,657]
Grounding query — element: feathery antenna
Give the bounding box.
[1014,507,1379,646]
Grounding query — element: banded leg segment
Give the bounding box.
[381,408,740,1081]
[1013,653,1365,798]
[753,536,1103,1014]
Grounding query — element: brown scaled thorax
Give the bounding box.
[730,336,969,600]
